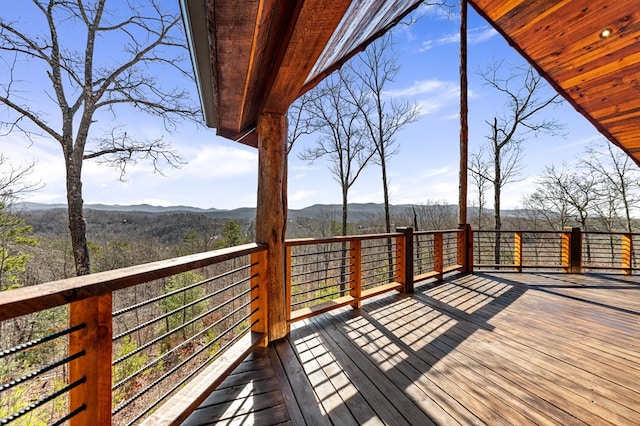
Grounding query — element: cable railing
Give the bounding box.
[4,225,639,424]
[286,232,408,321]
[413,229,465,282]
[473,228,640,273]
[0,243,267,426]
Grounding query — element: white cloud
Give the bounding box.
[386,80,450,97]
[290,189,317,202]
[419,26,498,53]
[183,145,257,179]
[388,80,459,117]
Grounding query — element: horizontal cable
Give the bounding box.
[0,376,85,425]
[113,285,256,366]
[0,323,85,359]
[113,262,252,317]
[1,350,85,393]
[51,404,86,426]
[291,280,353,298]
[127,322,254,425]
[291,270,350,288]
[113,275,252,341]
[113,296,255,391]
[115,308,256,416]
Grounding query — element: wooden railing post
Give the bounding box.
[396,227,413,293]
[434,233,444,281]
[514,232,523,272]
[622,233,632,275]
[250,250,269,346]
[69,294,112,426]
[569,227,582,273]
[561,230,570,272]
[350,239,362,309]
[285,246,292,321]
[458,224,473,272]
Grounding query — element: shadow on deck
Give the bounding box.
[183,272,640,425]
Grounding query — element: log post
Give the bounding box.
[458,0,468,226]
[256,112,289,341]
[69,294,112,426]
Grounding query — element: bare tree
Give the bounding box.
[469,149,489,230]
[287,91,318,155]
[300,69,375,237]
[0,154,41,206]
[469,61,564,263]
[581,142,640,233]
[0,0,199,275]
[346,34,420,234]
[528,163,598,259]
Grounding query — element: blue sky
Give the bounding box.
[1,2,607,210]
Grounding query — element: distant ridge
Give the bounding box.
[16,201,529,221]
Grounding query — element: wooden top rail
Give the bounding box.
[0,243,267,321]
[583,231,640,236]
[285,232,403,247]
[414,229,462,236]
[474,229,568,234]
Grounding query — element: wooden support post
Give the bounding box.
[250,250,269,346]
[434,233,444,281]
[458,0,468,225]
[256,112,289,341]
[350,239,362,309]
[561,230,571,272]
[285,245,292,321]
[514,232,523,273]
[621,233,632,275]
[457,224,473,273]
[570,227,582,274]
[69,294,112,426]
[396,227,413,293]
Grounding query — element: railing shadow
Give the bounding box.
[475,271,640,317]
[285,271,531,424]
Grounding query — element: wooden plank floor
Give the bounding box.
[182,272,640,425]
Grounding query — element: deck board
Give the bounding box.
[183,272,640,425]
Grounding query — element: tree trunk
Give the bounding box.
[66,153,91,276]
[494,154,502,265]
[380,155,395,282]
[340,187,348,295]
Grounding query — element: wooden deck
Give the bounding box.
[182,272,640,425]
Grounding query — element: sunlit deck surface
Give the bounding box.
[183,272,640,425]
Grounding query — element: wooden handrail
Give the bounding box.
[0,243,266,321]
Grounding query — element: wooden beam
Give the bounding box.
[256,112,289,341]
[262,0,352,114]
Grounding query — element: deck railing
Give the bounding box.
[1,226,637,424]
[474,228,639,274]
[0,243,267,426]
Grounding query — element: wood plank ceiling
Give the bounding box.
[469,0,640,165]
[181,0,640,165]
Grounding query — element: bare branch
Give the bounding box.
[84,128,185,180]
